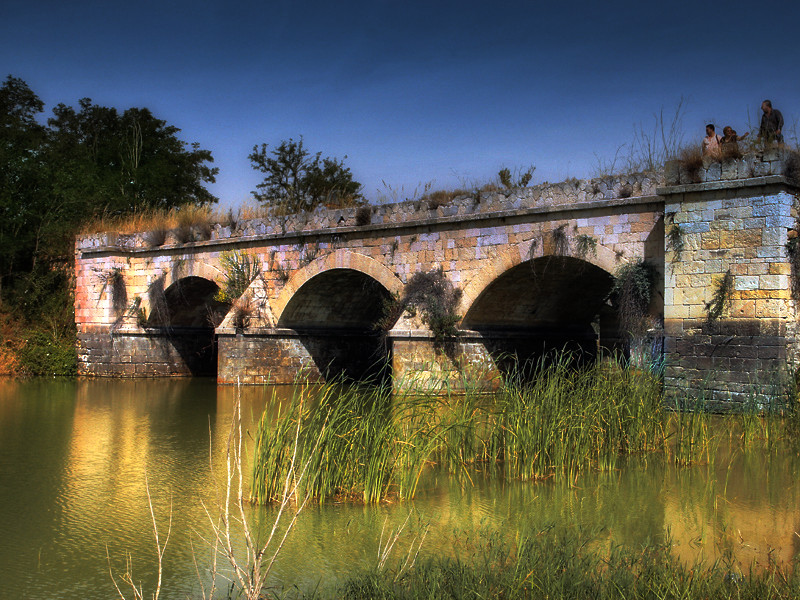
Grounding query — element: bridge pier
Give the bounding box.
[661,153,800,406]
[77,327,217,377]
[216,328,390,385]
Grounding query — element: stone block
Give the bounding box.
[769,262,791,275]
[759,274,789,290]
[734,229,763,248]
[735,276,759,290]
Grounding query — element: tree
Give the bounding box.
[0,75,221,374]
[0,76,49,281]
[248,137,362,212]
[0,75,220,299]
[47,99,219,215]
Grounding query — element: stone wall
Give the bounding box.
[217,329,388,385]
[77,329,216,377]
[661,166,799,404]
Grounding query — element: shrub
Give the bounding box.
[144,227,168,247]
[666,213,684,261]
[214,250,261,304]
[404,269,461,351]
[498,165,535,190]
[550,224,569,256]
[611,259,658,339]
[575,234,597,259]
[383,268,462,351]
[785,149,800,183]
[18,329,77,376]
[231,296,254,331]
[355,206,372,226]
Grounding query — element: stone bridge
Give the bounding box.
[75,149,800,402]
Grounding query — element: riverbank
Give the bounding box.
[298,527,800,599]
[0,308,77,377]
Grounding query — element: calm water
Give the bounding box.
[1,378,800,599]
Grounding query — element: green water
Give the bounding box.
[1,379,800,599]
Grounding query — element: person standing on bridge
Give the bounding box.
[758,100,784,145]
[702,124,722,158]
[720,126,748,156]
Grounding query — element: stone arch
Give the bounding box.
[273,249,403,323]
[139,260,224,324]
[457,241,622,319]
[271,250,402,384]
[138,273,227,377]
[457,242,626,376]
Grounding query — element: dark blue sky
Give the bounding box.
[3,0,798,206]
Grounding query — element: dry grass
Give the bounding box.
[678,145,704,183]
[81,205,221,236]
[720,143,744,161]
[420,189,467,211]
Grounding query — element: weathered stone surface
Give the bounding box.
[74,151,800,404]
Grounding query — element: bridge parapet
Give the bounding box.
[76,170,662,253]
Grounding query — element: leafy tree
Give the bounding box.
[249,137,362,212]
[0,76,50,281]
[0,75,220,374]
[47,99,219,214]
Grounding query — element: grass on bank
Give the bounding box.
[303,526,800,600]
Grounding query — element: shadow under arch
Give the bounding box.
[277,268,394,384]
[460,255,622,379]
[144,275,230,376]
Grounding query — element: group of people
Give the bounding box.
[702,100,784,158]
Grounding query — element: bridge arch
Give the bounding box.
[141,274,229,376]
[274,250,403,383]
[139,261,224,326]
[459,242,626,375]
[273,249,403,322]
[457,242,621,318]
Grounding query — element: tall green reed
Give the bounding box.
[251,355,669,504]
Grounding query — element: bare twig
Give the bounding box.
[106,475,172,600]
[200,384,323,600]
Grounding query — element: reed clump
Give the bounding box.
[251,357,672,505]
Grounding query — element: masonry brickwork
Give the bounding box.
[75,150,800,402]
[661,149,800,404]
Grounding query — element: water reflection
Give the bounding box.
[0,380,798,599]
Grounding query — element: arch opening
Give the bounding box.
[461,256,624,378]
[145,276,229,376]
[278,268,393,384]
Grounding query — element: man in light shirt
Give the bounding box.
[702,124,722,158]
